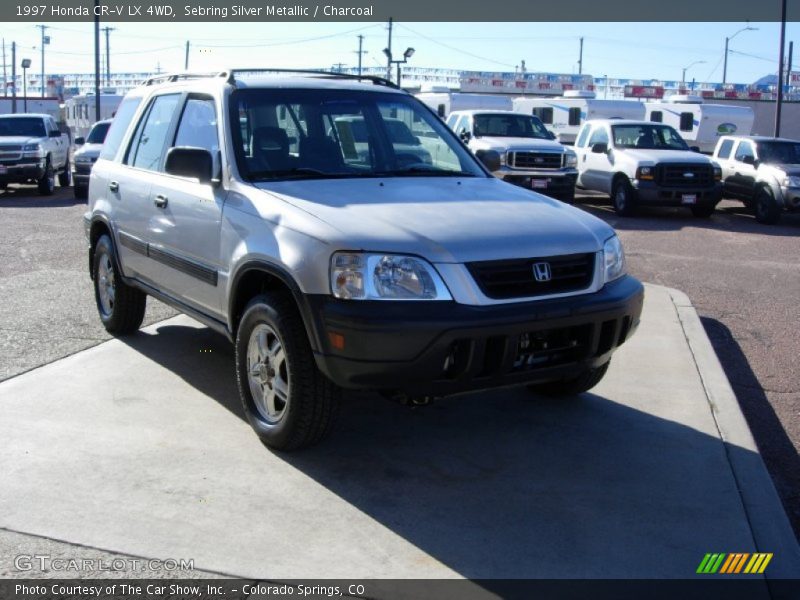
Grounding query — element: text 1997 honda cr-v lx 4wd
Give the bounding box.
[85,70,644,450]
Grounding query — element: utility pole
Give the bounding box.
[94,1,100,121]
[578,37,583,75]
[11,41,16,113]
[102,26,114,87]
[775,0,787,137]
[2,39,6,97]
[36,25,48,97]
[386,17,393,81]
[355,34,366,77]
[185,40,190,70]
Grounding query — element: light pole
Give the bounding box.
[383,46,414,87]
[723,26,758,85]
[21,58,30,111]
[682,60,706,87]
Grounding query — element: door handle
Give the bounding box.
[108,181,119,192]
[154,194,168,209]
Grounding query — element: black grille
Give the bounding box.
[467,253,595,299]
[655,163,714,188]
[0,145,23,152]
[509,152,562,170]
[512,324,592,372]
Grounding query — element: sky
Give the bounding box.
[0,21,797,85]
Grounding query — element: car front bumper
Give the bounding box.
[632,180,723,207]
[493,167,578,199]
[307,275,644,396]
[780,186,800,210]
[73,163,93,187]
[0,161,46,183]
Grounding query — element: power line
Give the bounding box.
[397,24,516,69]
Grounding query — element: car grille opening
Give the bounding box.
[512,325,592,372]
[508,151,563,170]
[655,163,714,188]
[467,253,595,300]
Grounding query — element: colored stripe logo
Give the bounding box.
[697,553,773,574]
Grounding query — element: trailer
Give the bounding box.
[63,93,123,141]
[512,91,645,144]
[644,95,754,154]
[415,86,512,118]
[0,97,61,120]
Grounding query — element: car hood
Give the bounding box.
[759,163,800,177]
[0,136,44,145]
[253,177,612,263]
[74,143,103,159]
[472,136,566,153]
[614,148,713,164]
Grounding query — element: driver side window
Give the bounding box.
[588,126,609,147]
[734,141,754,163]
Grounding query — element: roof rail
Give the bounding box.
[143,71,227,86]
[224,68,399,89]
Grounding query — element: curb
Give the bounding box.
[662,285,800,583]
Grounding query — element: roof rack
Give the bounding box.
[143,72,226,86]
[224,69,399,89]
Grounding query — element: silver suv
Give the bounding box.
[85,70,644,450]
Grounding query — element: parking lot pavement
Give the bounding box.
[0,283,797,582]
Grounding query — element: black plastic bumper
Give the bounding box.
[633,181,722,207]
[502,173,577,200]
[0,163,46,183]
[307,275,644,395]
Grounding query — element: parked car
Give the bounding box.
[573,119,722,217]
[0,113,71,195]
[72,119,112,199]
[85,70,643,450]
[712,135,800,224]
[446,110,578,201]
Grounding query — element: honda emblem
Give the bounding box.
[533,262,552,282]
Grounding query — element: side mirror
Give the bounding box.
[591,142,608,154]
[690,146,701,153]
[165,146,214,184]
[546,131,556,140]
[475,149,501,172]
[742,155,755,166]
[74,137,85,146]
[459,129,472,143]
[49,130,61,138]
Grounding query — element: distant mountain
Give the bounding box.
[753,74,778,86]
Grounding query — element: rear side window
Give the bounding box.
[680,112,694,132]
[568,107,582,126]
[716,139,734,159]
[533,107,554,124]
[650,111,663,123]
[99,97,143,161]
[126,93,181,172]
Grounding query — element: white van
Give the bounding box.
[513,91,645,145]
[416,88,512,119]
[644,96,754,154]
[64,93,123,141]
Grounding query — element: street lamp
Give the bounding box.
[21,58,31,112]
[723,26,758,85]
[682,60,706,87]
[383,46,415,86]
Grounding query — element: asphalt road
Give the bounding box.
[1,182,798,539]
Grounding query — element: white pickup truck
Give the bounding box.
[573,119,722,217]
[0,113,71,195]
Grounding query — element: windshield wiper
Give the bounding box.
[376,167,477,177]
[249,167,353,181]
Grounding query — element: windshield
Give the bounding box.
[612,124,689,150]
[758,141,800,165]
[230,88,484,181]
[86,121,111,144]
[0,117,46,138]
[473,113,550,139]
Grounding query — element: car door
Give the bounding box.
[714,138,736,195]
[729,140,757,198]
[580,125,612,192]
[145,94,226,318]
[47,117,67,168]
[573,123,592,186]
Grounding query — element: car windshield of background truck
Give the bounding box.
[86,121,111,144]
[758,141,800,165]
[473,114,550,139]
[0,117,46,138]
[231,88,485,181]
[612,124,689,150]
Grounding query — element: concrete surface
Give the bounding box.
[0,283,797,585]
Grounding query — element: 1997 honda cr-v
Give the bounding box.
[85,70,644,450]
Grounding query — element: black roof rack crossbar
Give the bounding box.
[224,68,399,89]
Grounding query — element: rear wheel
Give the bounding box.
[235,292,340,451]
[754,186,781,225]
[92,234,146,334]
[528,362,610,397]
[612,177,636,216]
[37,160,55,196]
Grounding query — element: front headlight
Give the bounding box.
[713,166,722,181]
[635,166,654,181]
[783,175,800,187]
[75,154,93,164]
[331,252,452,301]
[603,235,626,283]
[22,144,44,157]
[565,151,577,168]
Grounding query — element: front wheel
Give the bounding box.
[754,186,781,225]
[92,234,146,334]
[235,292,340,451]
[527,362,610,397]
[58,162,72,187]
[612,178,636,216]
[37,161,55,196]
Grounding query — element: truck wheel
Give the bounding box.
[754,186,781,225]
[37,160,55,196]
[612,178,636,216]
[528,362,610,397]
[58,161,72,187]
[691,204,715,218]
[236,292,340,451]
[92,234,146,334]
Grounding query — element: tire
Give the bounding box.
[235,292,340,451]
[58,161,72,187]
[527,362,610,397]
[690,204,715,218]
[92,234,146,334]
[611,177,636,216]
[754,186,781,225]
[74,184,88,200]
[37,159,55,196]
